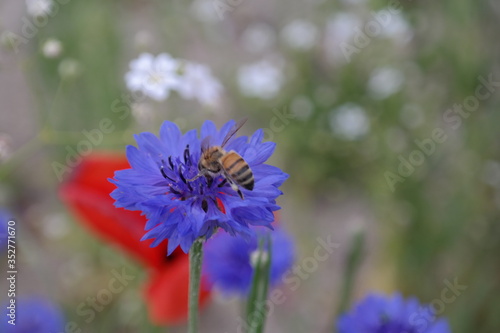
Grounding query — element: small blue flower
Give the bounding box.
[0,209,13,250]
[337,293,451,333]
[0,296,65,333]
[203,226,295,295]
[110,120,288,254]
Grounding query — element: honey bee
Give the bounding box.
[188,119,254,199]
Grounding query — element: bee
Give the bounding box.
[189,119,254,199]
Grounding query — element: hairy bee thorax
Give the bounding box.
[200,146,225,173]
[204,146,226,158]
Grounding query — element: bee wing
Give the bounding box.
[201,135,212,153]
[221,118,247,148]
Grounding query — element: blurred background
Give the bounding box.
[1,0,500,332]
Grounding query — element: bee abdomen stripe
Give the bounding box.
[237,172,253,184]
[226,158,244,172]
[241,179,254,187]
[241,178,254,190]
[231,164,250,178]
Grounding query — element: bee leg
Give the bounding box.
[187,173,202,182]
[187,168,209,182]
[232,184,244,200]
[221,169,244,199]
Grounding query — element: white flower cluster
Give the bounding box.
[281,20,318,51]
[329,103,370,141]
[26,0,53,17]
[367,66,405,99]
[125,53,223,106]
[42,38,63,58]
[237,59,285,100]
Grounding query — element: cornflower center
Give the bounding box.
[158,145,228,212]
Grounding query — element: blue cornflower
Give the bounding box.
[110,120,288,254]
[0,209,12,250]
[337,293,451,333]
[203,225,295,295]
[1,296,65,333]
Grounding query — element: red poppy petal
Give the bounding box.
[59,153,169,269]
[60,153,212,325]
[144,258,211,325]
[65,152,130,194]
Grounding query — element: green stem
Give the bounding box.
[188,238,204,333]
[246,235,272,333]
[336,231,365,316]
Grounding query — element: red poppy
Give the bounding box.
[59,152,211,325]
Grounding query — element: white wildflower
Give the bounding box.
[58,58,82,79]
[241,23,276,53]
[325,13,363,63]
[125,53,181,101]
[176,62,223,107]
[281,20,318,51]
[237,59,284,99]
[367,67,405,99]
[26,0,53,17]
[379,10,413,44]
[42,38,62,58]
[329,103,370,140]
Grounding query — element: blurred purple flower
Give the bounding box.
[0,209,12,250]
[1,296,65,333]
[337,293,451,333]
[203,226,295,295]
